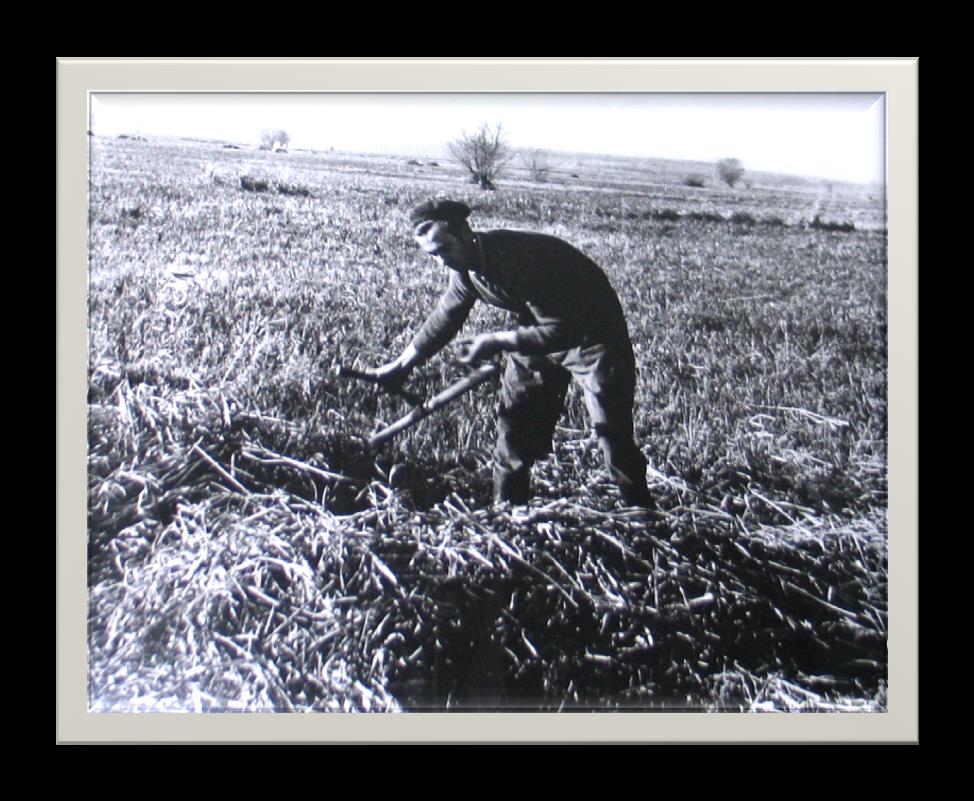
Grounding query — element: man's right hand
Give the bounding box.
[370,343,422,389]
[371,359,411,389]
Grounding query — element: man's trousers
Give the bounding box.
[493,343,652,507]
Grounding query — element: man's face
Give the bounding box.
[413,220,470,271]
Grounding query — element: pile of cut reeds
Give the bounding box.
[360,493,886,710]
[87,364,885,712]
[88,493,403,712]
[89,441,886,711]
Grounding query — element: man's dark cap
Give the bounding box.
[409,199,472,229]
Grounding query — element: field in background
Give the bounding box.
[86,135,887,712]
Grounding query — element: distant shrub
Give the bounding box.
[687,211,725,223]
[522,150,551,183]
[260,129,290,152]
[275,181,312,198]
[715,158,745,188]
[730,211,757,226]
[810,215,855,232]
[240,175,271,193]
[448,123,511,190]
[683,174,706,188]
[239,174,312,197]
[654,208,681,222]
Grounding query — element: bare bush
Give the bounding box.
[448,123,511,190]
[715,158,745,188]
[683,174,706,188]
[260,129,290,152]
[522,149,551,183]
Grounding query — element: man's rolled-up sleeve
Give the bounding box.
[409,272,477,359]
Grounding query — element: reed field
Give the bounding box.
[86,135,888,712]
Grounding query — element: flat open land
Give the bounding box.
[87,135,887,711]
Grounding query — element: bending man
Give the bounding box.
[372,199,654,508]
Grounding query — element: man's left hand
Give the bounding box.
[456,332,516,364]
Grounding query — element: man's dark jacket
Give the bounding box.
[409,230,634,359]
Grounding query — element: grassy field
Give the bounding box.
[86,135,887,712]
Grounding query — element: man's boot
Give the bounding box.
[494,466,531,505]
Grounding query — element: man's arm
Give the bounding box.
[372,271,477,384]
[456,318,587,364]
[408,270,477,361]
[455,303,586,364]
[455,330,519,364]
[512,318,585,355]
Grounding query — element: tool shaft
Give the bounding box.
[368,364,500,448]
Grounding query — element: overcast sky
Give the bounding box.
[90,93,885,185]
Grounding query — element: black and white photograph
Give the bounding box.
[64,59,915,733]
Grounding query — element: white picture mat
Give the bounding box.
[57,57,918,744]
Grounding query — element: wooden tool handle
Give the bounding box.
[368,363,500,448]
